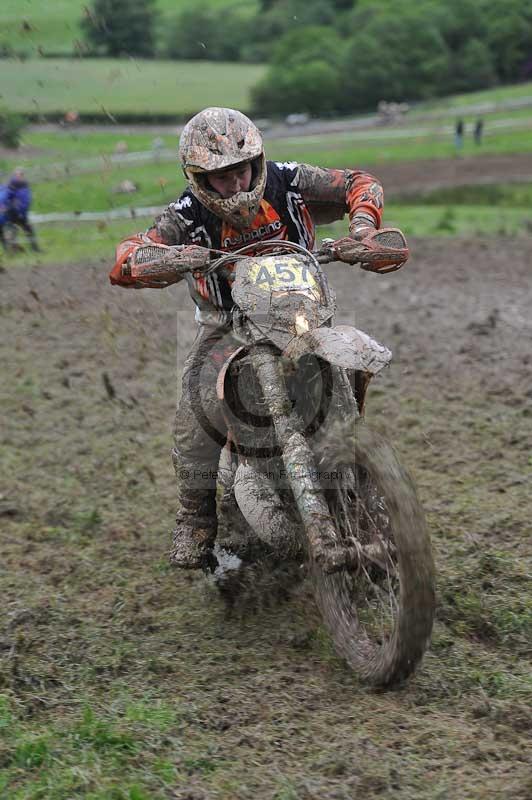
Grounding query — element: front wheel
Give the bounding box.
[312,420,435,685]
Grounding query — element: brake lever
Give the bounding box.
[314,237,336,264]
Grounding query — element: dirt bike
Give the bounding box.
[132,230,436,685]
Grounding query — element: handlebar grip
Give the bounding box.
[315,252,335,264]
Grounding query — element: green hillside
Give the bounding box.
[1,0,258,56]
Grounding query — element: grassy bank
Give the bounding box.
[417,80,532,110]
[2,116,531,184]
[0,217,154,269]
[273,126,532,165]
[0,58,265,116]
[2,200,531,272]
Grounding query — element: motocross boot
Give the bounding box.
[170,507,217,571]
[169,445,220,571]
[170,326,238,570]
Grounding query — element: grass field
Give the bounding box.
[3,201,531,272]
[5,131,178,164]
[16,161,185,213]
[0,98,530,180]
[273,125,532,165]
[1,0,258,56]
[1,110,531,199]
[0,216,154,269]
[418,80,532,110]
[0,58,266,117]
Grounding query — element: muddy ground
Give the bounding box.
[1,234,531,798]
[372,153,532,195]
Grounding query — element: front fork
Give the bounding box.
[251,346,348,570]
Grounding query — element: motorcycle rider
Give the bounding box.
[109,106,391,570]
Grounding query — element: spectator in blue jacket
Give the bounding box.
[0,168,40,252]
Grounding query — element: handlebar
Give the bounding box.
[205,229,409,274]
[122,228,409,283]
[205,238,327,275]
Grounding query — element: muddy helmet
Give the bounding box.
[178,107,266,229]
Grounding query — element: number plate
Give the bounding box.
[248,256,318,292]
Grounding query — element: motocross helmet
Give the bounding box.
[178,107,266,230]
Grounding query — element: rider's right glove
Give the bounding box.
[331,228,409,274]
[121,243,211,286]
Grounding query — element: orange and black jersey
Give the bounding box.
[110,160,384,325]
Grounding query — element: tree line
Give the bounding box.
[82,0,532,115]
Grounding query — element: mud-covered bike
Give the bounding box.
[130,230,436,685]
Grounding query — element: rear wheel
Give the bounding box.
[312,420,435,685]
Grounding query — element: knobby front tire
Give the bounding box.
[312,421,436,686]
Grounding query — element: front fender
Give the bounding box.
[216,345,246,402]
[283,324,392,375]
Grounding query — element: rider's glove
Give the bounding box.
[331,226,409,274]
[328,211,379,264]
[122,243,210,285]
[329,234,368,265]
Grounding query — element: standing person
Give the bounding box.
[0,168,40,252]
[474,118,484,146]
[454,118,464,152]
[109,107,404,570]
[0,183,9,249]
